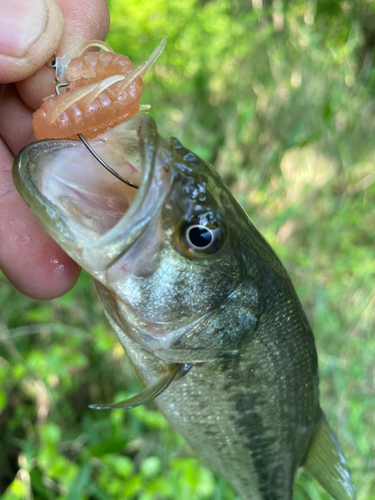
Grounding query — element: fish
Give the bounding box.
[13,114,356,500]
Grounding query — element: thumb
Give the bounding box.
[0,0,64,83]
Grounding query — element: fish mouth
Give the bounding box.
[13,114,171,274]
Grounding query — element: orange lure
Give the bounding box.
[32,39,166,141]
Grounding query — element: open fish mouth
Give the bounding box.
[13,114,171,275]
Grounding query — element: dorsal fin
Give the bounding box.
[303,412,356,500]
[88,364,185,410]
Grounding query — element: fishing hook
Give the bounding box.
[77,134,139,189]
[55,82,70,95]
[46,52,57,69]
[54,81,139,189]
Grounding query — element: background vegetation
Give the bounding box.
[1,0,375,498]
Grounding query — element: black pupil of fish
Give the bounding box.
[187,225,212,248]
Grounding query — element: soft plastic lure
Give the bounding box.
[32,39,166,141]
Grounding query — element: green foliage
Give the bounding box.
[1,0,375,499]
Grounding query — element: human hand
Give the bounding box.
[0,0,110,299]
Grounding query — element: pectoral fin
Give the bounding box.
[89,364,187,410]
[303,412,356,500]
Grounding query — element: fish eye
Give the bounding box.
[179,218,224,255]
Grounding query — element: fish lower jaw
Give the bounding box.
[13,115,172,273]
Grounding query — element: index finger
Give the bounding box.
[17,0,110,112]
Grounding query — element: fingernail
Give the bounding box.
[0,0,48,57]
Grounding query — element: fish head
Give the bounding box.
[13,114,261,357]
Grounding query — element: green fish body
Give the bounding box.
[13,114,356,500]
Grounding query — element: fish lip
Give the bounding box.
[83,114,163,271]
[13,114,169,273]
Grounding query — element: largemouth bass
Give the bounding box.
[13,114,356,500]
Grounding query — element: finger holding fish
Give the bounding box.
[15,0,110,112]
[0,0,109,298]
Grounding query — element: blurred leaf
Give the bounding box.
[65,462,92,500]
